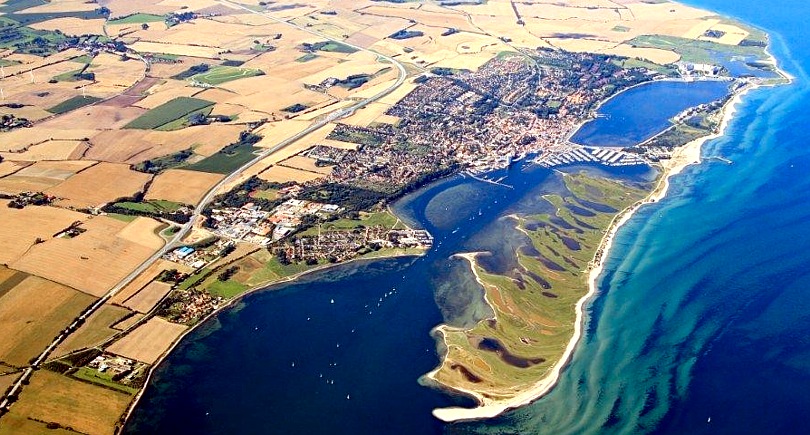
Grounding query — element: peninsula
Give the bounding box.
[0,0,787,433]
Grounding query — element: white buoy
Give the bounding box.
[330,299,334,304]
[291,362,295,367]
[346,394,350,400]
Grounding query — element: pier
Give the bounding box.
[533,146,647,168]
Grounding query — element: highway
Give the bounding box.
[1,2,408,413]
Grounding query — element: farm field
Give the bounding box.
[110,259,189,305]
[145,169,224,205]
[0,139,87,162]
[123,281,173,313]
[187,65,265,85]
[0,160,95,194]
[86,124,244,163]
[52,304,134,358]
[259,165,326,183]
[10,216,160,297]
[0,201,89,264]
[0,370,131,435]
[0,273,95,367]
[107,317,187,364]
[125,96,214,130]
[46,162,152,208]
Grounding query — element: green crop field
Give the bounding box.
[108,13,165,25]
[188,65,264,85]
[125,97,214,130]
[185,141,259,174]
[113,200,184,213]
[47,96,102,114]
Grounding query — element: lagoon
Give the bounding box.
[570,80,731,147]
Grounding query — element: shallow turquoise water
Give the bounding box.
[126,1,810,433]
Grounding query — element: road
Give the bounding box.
[0,2,408,412]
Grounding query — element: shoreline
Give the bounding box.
[120,28,796,431]
[426,68,781,422]
[118,249,424,431]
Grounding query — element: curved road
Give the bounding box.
[1,2,408,412]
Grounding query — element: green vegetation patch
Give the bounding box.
[134,149,193,174]
[302,40,357,54]
[185,132,262,174]
[125,97,214,130]
[108,13,165,25]
[72,367,137,394]
[0,17,70,56]
[206,279,248,298]
[47,95,102,114]
[113,200,184,214]
[296,53,318,62]
[612,25,630,32]
[179,268,211,290]
[629,34,768,65]
[297,210,404,236]
[189,65,265,86]
[106,213,138,222]
[435,172,649,393]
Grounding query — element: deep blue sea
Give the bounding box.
[126,1,810,433]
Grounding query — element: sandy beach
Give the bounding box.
[426,73,780,423]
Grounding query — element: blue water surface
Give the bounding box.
[126,1,810,433]
[570,80,730,147]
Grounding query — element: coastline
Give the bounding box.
[426,67,782,422]
[118,248,424,431]
[119,27,796,432]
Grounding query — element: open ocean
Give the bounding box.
[126,1,810,433]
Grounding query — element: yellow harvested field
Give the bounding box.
[0,274,95,367]
[38,105,147,131]
[134,80,198,110]
[258,165,326,183]
[52,304,133,358]
[340,101,393,127]
[86,53,146,92]
[254,120,318,150]
[698,23,750,45]
[107,317,187,364]
[0,412,83,435]
[104,0,175,17]
[0,104,52,122]
[2,370,131,435]
[0,140,86,162]
[130,41,224,59]
[209,241,259,270]
[453,0,517,17]
[0,200,88,264]
[0,127,101,152]
[10,216,158,297]
[0,374,18,398]
[318,138,361,150]
[112,312,145,331]
[47,162,152,208]
[111,259,189,304]
[87,124,244,163]
[281,156,333,175]
[358,5,477,33]
[295,100,355,121]
[116,217,166,250]
[123,281,172,313]
[145,169,224,205]
[517,3,621,21]
[15,0,97,13]
[682,18,722,40]
[0,161,30,177]
[29,17,106,36]
[0,160,95,194]
[377,81,419,106]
